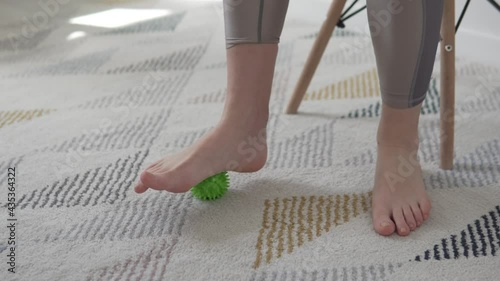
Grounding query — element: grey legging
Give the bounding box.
[223,0,444,108]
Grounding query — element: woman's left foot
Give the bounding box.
[371,143,431,236]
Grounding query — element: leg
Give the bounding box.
[135,0,289,193]
[367,0,444,236]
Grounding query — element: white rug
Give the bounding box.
[0,1,499,280]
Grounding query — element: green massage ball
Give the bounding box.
[191,172,229,200]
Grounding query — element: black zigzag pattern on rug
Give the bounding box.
[43,193,191,243]
[99,12,185,36]
[85,237,179,281]
[414,205,500,261]
[7,49,116,77]
[13,150,148,209]
[426,139,500,189]
[78,72,192,109]
[37,109,170,153]
[105,44,207,74]
[0,156,23,183]
[267,120,336,169]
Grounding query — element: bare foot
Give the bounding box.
[134,119,267,193]
[135,44,279,194]
[371,143,431,236]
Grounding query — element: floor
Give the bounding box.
[0,0,499,280]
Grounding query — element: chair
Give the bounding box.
[285,0,456,170]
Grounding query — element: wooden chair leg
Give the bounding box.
[285,0,347,114]
[440,0,455,170]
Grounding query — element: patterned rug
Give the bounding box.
[1,1,499,280]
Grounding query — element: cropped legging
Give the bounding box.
[223,0,444,108]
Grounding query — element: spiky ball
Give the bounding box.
[191,172,229,200]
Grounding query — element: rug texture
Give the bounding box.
[0,1,499,280]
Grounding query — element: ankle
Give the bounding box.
[219,110,268,131]
[377,135,419,151]
[377,103,421,150]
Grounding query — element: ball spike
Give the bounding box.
[191,172,229,200]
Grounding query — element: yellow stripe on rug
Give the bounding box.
[253,192,372,269]
[304,68,380,101]
[0,109,55,129]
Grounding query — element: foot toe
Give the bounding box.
[134,181,148,194]
[411,203,424,226]
[148,163,165,174]
[140,171,166,190]
[419,199,432,220]
[403,205,417,230]
[140,169,192,193]
[144,159,162,171]
[372,207,396,236]
[393,208,410,236]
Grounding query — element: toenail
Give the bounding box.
[400,227,407,233]
[409,224,414,229]
[381,221,391,227]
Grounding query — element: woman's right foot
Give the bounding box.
[135,44,278,194]
[134,118,268,194]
